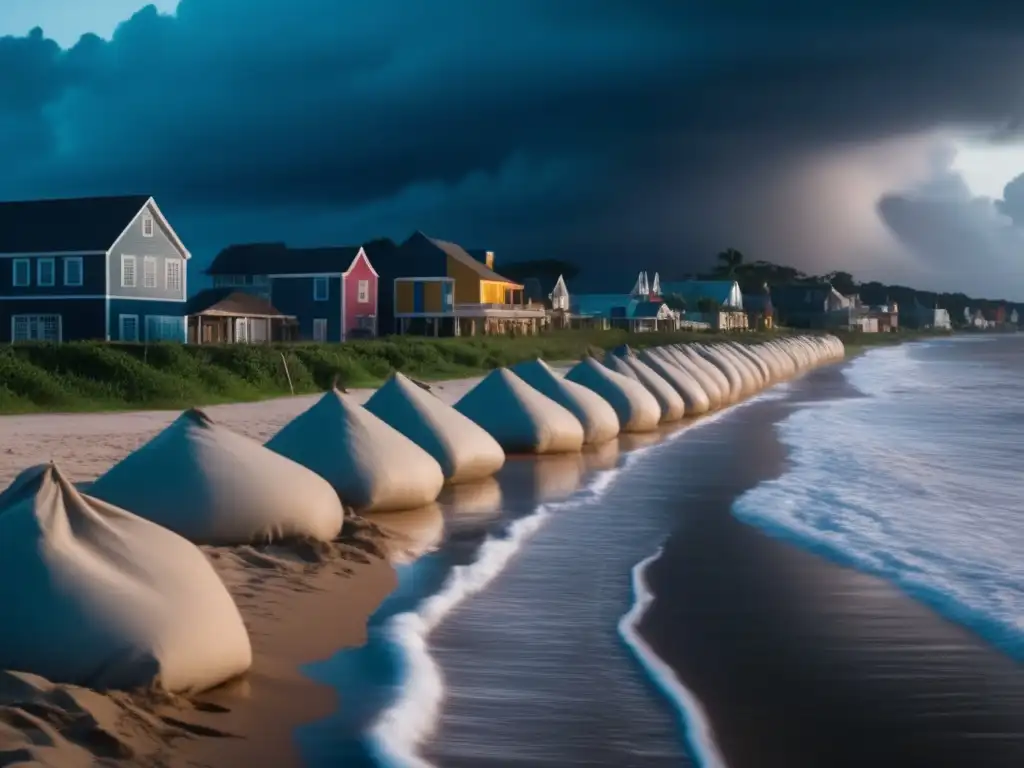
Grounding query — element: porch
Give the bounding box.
[186,289,298,344]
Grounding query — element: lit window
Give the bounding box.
[358,279,369,303]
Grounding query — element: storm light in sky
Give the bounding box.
[951,139,1024,200]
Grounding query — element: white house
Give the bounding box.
[549,274,570,311]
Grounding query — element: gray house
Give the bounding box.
[0,195,190,343]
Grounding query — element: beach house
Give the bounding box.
[204,244,379,341]
[659,279,748,330]
[0,195,190,343]
[376,232,546,337]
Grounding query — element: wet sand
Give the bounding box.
[640,364,1024,767]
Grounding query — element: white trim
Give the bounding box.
[340,269,346,340]
[357,279,370,304]
[141,214,154,238]
[0,294,186,301]
[36,257,55,287]
[142,256,158,289]
[312,317,328,342]
[121,254,137,288]
[0,250,105,259]
[105,251,110,340]
[12,258,30,287]
[313,276,329,301]
[11,313,62,343]
[63,256,84,287]
[341,246,379,278]
[107,198,191,261]
[118,313,140,342]
[164,258,183,294]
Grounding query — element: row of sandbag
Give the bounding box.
[0,334,843,697]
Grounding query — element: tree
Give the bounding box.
[715,248,744,277]
[662,293,687,312]
[825,270,857,296]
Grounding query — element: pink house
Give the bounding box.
[341,247,379,339]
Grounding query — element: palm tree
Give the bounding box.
[715,248,744,277]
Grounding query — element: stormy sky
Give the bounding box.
[4,2,1024,297]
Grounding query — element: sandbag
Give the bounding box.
[0,464,251,693]
[454,368,584,454]
[603,352,684,421]
[364,372,505,483]
[510,359,620,444]
[638,348,712,415]
[90,409,343,545]
[564,358,660,433]
[656,346,725,410]
[266,389,445,513]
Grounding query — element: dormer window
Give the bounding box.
[142,215,154,238]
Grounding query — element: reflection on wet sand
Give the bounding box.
[581,439,621,472]
[616,420,692,453]
[496,453,587,505]
[363,503,445,564]
[437,478,504,532]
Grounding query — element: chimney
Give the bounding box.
[485,251,495,269]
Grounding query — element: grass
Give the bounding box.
[0,327,948,414]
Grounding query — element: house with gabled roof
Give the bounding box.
[375,232,546,337]
[0,194,190,343]
[205,243,379,341]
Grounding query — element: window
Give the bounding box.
[143,257,158,289]
[12,314,61,342]
[63,257,83,287]
[119,314,140,342]
[121,255,137,288]
[165,259,182,293]
[312,318,328,342]
[142,215,154,237]
[37,258,55,287]
[12,259,30,287]
[313,277,329,301]
[145,315,183,342]
[358,279,370,303]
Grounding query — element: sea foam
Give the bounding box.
[732,339,1024,661]
[369,468,619,768]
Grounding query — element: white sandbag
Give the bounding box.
[692,344,748,400]
[455,368,585,454]
[673,345,736,405]
[638,348,712,415]
[90,409,344,545]
[0,464,251,693]
[727,343,773,385]
[715,344,765,390]
[511,359,620,445]
[747,343,790,380]
[266,389,445,513]
[656,346,725,410]
[604,352,685,422]
[364,372,505,483]
[564,358,660,433]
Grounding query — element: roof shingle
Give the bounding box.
[0,194,151,254]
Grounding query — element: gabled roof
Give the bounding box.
[186,288,292,318]
[0,194,154,254]
[570,293,632,317]
[629,300,670,318]
[659,280,740,307]
[550,274,569,298]
[207,243,363,276]
[407,232,523,287]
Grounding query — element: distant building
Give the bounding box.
[206,244,379,341]
[1011,308,1020,326]
[902,300,950,330]
[0,195,191,344]
[549,274,570,311]
[659,279,747,330]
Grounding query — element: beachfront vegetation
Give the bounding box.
[0,328,945,414]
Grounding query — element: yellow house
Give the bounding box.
[392,232,546,336]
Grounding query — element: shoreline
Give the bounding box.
[637,361,1024,767]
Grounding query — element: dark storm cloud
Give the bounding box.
[3,1,1024,291]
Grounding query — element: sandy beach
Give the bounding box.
[0,372,503,767]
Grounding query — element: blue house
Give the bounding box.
[0,195,190,343]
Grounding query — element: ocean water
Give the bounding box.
[733,335,1024,660]
[302,386,787,768]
